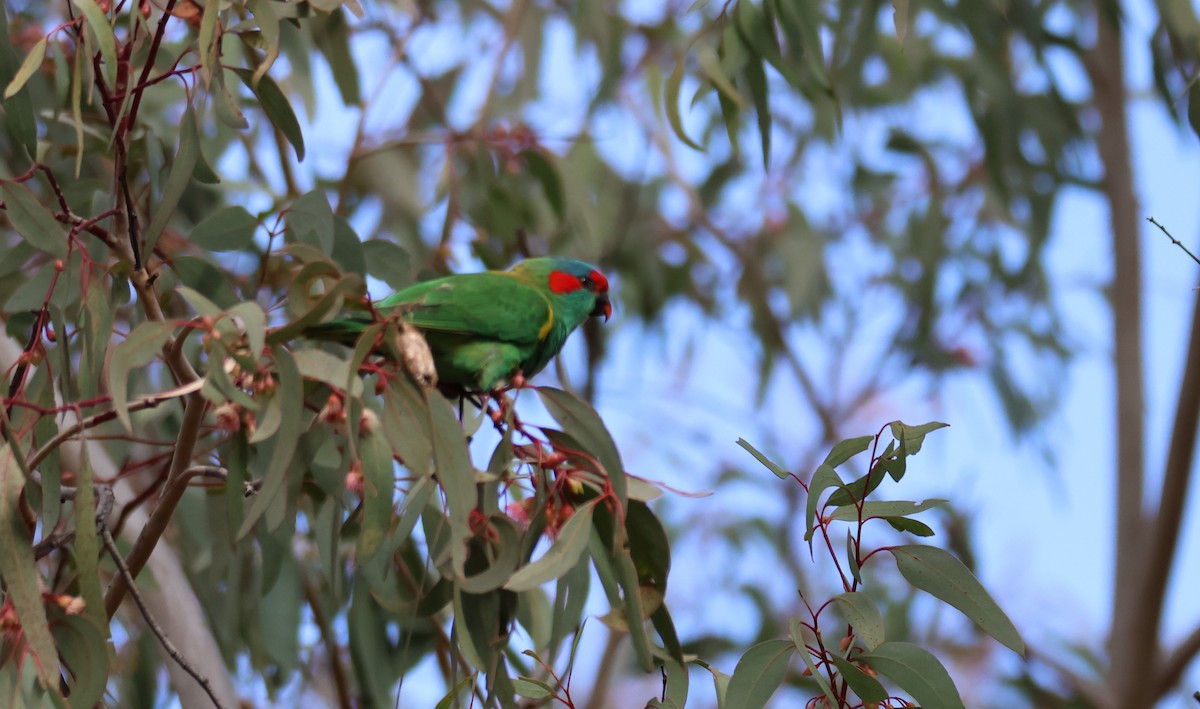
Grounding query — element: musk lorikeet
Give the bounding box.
[306,256,612,391]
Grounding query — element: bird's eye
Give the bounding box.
[578,275,592,289]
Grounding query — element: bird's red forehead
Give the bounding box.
[588,269,609,293]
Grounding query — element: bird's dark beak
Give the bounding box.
[591,295,611,322]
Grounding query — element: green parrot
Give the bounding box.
[306,256,612,391]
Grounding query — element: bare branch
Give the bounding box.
[25,379,205,472]
[1157,623,1200,696]
[103,392,208,617]
[102,526,227,709]
[1148,217,1200,267]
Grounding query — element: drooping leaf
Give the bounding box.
[724,638,793,709]
[288,190,335,255]
[0,182,68,259]
[521,148,566,219]
[860,641,965,709]
[823,435,873,468]
[189,205,259,251]
[792,620,839,705]
[832,591,885,650]
[893,0,911,46]
[428,392,475,579]
[0,446,62,694]
[355,425,395,562]
[460,514,522,594]
[70,445,107,634]
[737,437,790,479]
[51,614,108,707]
[830,498,949,522]
[0,5,38,157]
[238,347,303,538]
[506,500,598,592]
[538,387,627,508]
[71,0,117,87]
[831,653,888,703]
[312,8,362,105]
[144,103,201,254]
[886,516,935,536]
[108,322,176,431]
[889,420,949,455]
[512,678,555,699]
[804,463,843,543]
[665,56,703,151]
[697,45,747,109]
[889,545,1025,655]
[362,240,412,291]
[3,36,45,100]
[233,68,306,160]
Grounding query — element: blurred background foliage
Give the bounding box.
[2,0,1200,706]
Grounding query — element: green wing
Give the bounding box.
[377,271,553,344]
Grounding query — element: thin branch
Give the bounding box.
[25,379,205,472]
[1140,285,1200,696]
[1157,623,1200,696]
[1148,217,1200,266]
[101,527,228,709]
[104,393,208,617]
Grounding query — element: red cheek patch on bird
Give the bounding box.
[588,269,609,293]
[548,271,583,294]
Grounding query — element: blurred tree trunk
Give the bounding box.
[1086,8,1147,706]
[1090,5,1200,705]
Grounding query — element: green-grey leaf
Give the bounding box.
[832,591,885,650]
[737,437,790,479]
[144,103,201,254]
[724,638,794,709]
[52,615,108,706]
[0,4,38,157]
[355,426,394,561]
[288,190,335,254]
[362,240,412,291]
[0,446,62,693]
[190,205,259,251]
[3,36,45,100]
[805,463,842,543]
[830,498,949,522]
[889,545,1025,655]
[789,617,839,704]
[831,653,888,703]
[237,347,303,538]
[887,517,935,536]
[71,0,117,87]
[538,387,627,507]
[823,434,873,468]
[513,678,555,699]
[665,56,703,151]
[889,420,949,455]
[506,499,598,592]
[429,392,475,579]
[233,68,305,160]
[108,322,176,431]
[0,182,67,259]
[860,641,965,709]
